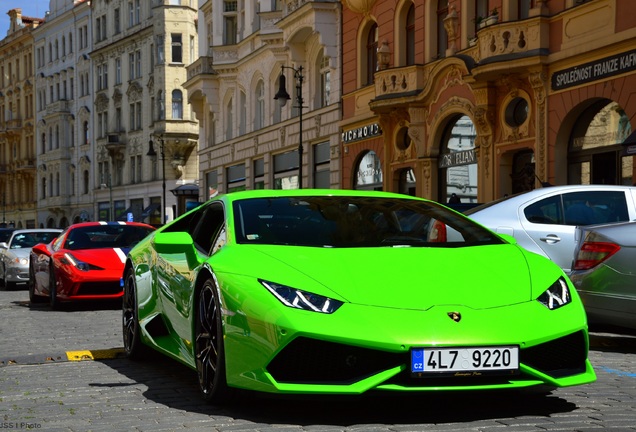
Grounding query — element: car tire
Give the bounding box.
[122,267,149,360]
[28,264,45,304]
[49,264,60,310]
[195,278,233,404]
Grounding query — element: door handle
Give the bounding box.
[539,234,561,243]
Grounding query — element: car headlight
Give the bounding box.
[13,257,29,266]
[537,277,571,310]
[260,280,343,314]
[63,253,91,272]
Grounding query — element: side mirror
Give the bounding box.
[0,242,8,249]
[31,243,50,256]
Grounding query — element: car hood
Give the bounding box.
[226,244,547,310]
[6,248,31,259]
[67,248,130,268]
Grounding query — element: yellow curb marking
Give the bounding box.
[66,348,125,361]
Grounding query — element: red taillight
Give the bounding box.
[429,220,447,242]
[573,241,620,270]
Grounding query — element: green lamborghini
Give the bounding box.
[122,189,596,402]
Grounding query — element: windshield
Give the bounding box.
[65,225,154,250]
[233,196,503,248]
[10,231,59,249]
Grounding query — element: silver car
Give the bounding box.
[569,221,636,331]
[0,229,62,289]
[465,185,636,272]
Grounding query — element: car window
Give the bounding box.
[233,196,502,248]
[524,195,563,224]
[562,191,628,225]
[191,203,225,254]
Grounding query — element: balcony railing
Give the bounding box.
[186,56,216,81]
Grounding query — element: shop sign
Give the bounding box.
[342,123,382,144]
[624,145,636,156]
[439,149,476,168]
[551,48,636,91]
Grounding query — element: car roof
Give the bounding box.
[466,184,636,214]
[215,188,429,202]
[65,221,156,230]
[12,228,63,234]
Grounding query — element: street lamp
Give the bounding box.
[147,137,166,224]
[274,64,305,189]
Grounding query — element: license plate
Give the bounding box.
[411,346,519,375]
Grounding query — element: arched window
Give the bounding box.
[406,4,415,65]
[83,121,89,144]
[157,91,165,120]
[316,51,331,108]
[239,90,246,135]
[83,170,89,194]
[365,23,378,86]
[439,115,478,203]
[172,89,183,119]
[436,0,448,59]
[255,80,265,130]
[355,151,383,190]
[225,98,233,140]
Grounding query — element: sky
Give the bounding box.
[0,0,50,38]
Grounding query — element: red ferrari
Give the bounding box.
[29,221,155,309]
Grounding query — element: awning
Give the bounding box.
[623,130,636,155]
[116,207,133,221]
[141,203,161,219]
[171,183,199,196]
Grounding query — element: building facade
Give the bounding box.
[185,0,341,197]
[33,0,92,228]
[0,9,43,229]
[341,0,636,205]
[89,0,200,225]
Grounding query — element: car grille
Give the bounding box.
[519,330,588,377]
[77,282,122,296]
[267,337,402,384]
[267,331,588,386]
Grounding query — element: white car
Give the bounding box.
[0,229,62,290]
[465,185,636,273]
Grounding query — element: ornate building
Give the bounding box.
[341,0,636,204]
[33,0,92,228]
[0,9,43,228]
[185,0,341,196]
[88,0,199,225]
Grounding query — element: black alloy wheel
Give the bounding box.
[122,267,148,359]
[195,278,232,403]
[49,263,60,310]
[28,264,45,303]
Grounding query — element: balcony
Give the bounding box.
[469,15,549,79]
[186,56,216,82]
[45,100,73,116]
[373,65,428,100]
[6,118,22,130]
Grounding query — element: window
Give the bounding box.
[436,0,448,59]
[254,159,265,189]
[406,4,415,65]
[129,53,135,79]
[365,23,378,86]
[225,99,233,140]
[226,163,246,192]
[172,90,183,119]
[156,35,165,64]
[115,57,122,84]
[171,34,183,63]
[223,1,238,45]
[319,53,330,107]
[135,50,142,77]
[239,91,246,135]
[114,8,121,33]
[273,151,300,189]
[157,91,165,120]
[98,111,107,138]
[255,80,265,130]
[313,142,330,188]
